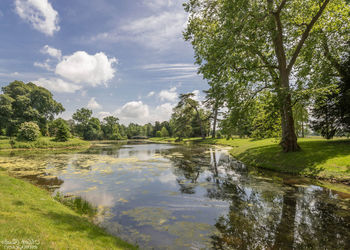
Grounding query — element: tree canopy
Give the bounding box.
[0,81,64,136]
[184,0,350,151]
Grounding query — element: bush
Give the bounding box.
[55,120,71,142]
[17,122,40,141]
[160,127,169,137]
[156,131,162,137]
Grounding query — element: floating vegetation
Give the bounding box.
[166,221,216,249]
[121,206,215,249]
[2,142,350,249]
[118,198,129,203]
[122,207,176,230]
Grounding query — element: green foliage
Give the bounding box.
[184,0,350,151]
[172,93,208,139]
[54,192,97,218]
[55,120,71,142]
[160,127,169,137]
[49,118,69,137]
[0,137,89,149]
[101,116,121,140]
[293,102,310,138]
[85,117,103,140]
[0,81,64,136]
[17,122,40,141]
[311,93,339,139]
[311,46,350,139]
[0,172,136,249]
[151,137,350,182]
[72,109,102,140]
[156,131,162,137]
[251,92,281,139]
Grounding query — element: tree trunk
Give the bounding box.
[195,109,206,139]
[279,73,300,152]
[212,105,218,138]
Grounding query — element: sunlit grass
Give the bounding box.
[54,192,97,218]
[0,171,136,249]
[0,136,90,150]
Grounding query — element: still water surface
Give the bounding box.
[1,141,350,249]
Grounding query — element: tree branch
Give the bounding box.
[276,0,288,13]
[287,0,331,74]
[254,50,279,83]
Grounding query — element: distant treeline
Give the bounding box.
[0,81,208,141]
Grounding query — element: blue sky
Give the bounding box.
[0,0,208,124]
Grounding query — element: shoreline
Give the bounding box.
[0,170,136,249]
[148,137,350,186]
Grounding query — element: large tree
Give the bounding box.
[184,0,349,152]
[0,81,64,135]
[204,81,225,138]
[176,93,207,139]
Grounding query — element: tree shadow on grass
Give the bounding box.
[235,140,350,179]
[44,211,135,249]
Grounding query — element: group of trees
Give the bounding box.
[182,0,350,151]
[2,0,349,149]
[0,81,64,137]
[0,81,174,142]
[68,108,173,140]
[0,81,68,141]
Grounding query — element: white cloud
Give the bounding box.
[142,63,198,72]
[98,111,112,120]
[55,51,117,86]
[34,60,53,71]
[147,91,155,97]
[143,63,199,81]
[113,101,174,125]
[143,0,175,10]
[15,0,60,36]
[153,102,174,121]
[41,45,61,59]
[34,78,82,93]
[121,11,187,49]
[192,90,201,101]
[117,101,149,119]
[87,97,102,110]
[159,87,178,102]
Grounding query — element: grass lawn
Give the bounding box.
[0,136,90,150]
[0,171,136,250]
[149,137,350,183]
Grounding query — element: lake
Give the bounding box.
[1,141,349,249]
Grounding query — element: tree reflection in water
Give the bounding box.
[164,145,350,249]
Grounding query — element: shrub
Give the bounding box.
[17,122,40,141]
[55,120,71,142]
[156,131,162,137]
[160,127,169,137]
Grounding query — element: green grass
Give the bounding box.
[0,136,90,150]
[54,192,97,218]
[0,171,136,250]
[149,137,350,183]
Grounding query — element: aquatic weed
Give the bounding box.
[54,192,97,218]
